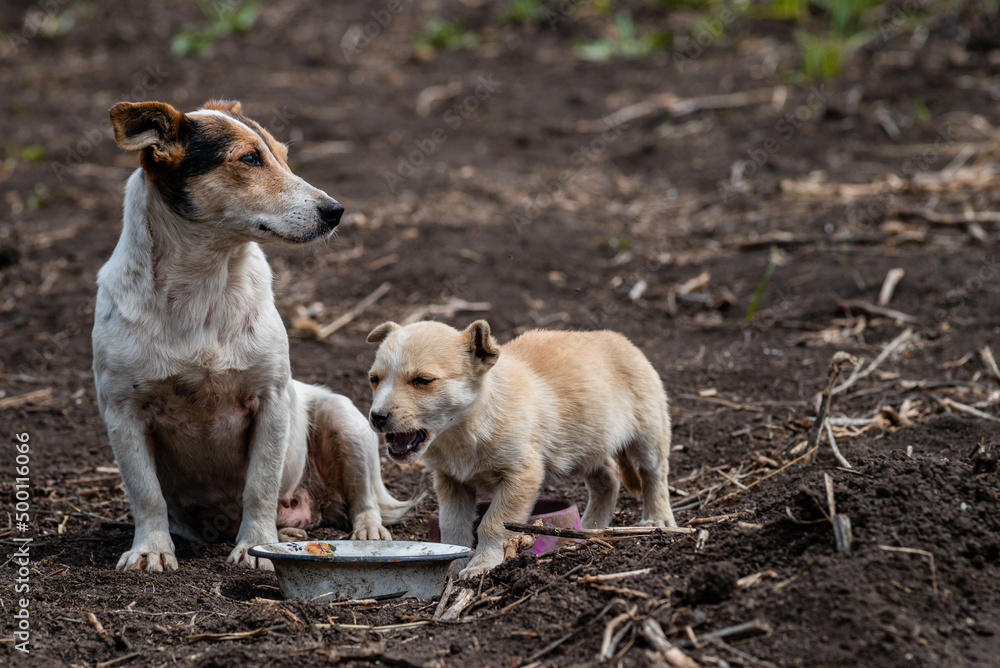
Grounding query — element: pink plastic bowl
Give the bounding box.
[427,498,582,555]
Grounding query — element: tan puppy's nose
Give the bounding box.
[370,410,390,430]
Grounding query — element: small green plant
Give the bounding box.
[6,143,47,163]
[503,0,546,26]
[413,17,480,58]
[790,0,880,79]
[171,0,261,58]
[576,10,671,61]
[745,245,780,322]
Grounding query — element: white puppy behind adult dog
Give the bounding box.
[365,320,677,578]
[93,99,414,572]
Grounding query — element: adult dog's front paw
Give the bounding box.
[116,547,178,572]
[350,521,392,540]
[227,542,274,570]
[350,512,392,540]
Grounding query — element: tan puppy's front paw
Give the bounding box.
[227,543,274,570]
[457,548,502,579]
[116,548,178,572]
[458,562,492,579]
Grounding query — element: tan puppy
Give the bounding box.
[366,320,677,578]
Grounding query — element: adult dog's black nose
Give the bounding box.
[370,410,390,429]
[319,202,344,227]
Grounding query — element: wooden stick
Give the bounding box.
[981,346,1000,383]
[315,281,391,339]
[640,618,700,668]
[432,578,455,623]
[96,653,142,668]
[581,568,652,584]
[845,301,919,324]
[825,473,852,555]
[808,352,855,452]
[87,612,108,639]
[832,328,914,395]
[825,420,853,469]
[939,397,1000,422]
[502,523,695,538]
[879,546,937,595]
[676,620,772,649]
[525,600,617,663]
[439,589,476,622]
[683,513,737,527]
[0,388,53,411]
[877,268,905,306]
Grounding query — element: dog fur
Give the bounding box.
[93,99,414,572]
[365,319,676,578]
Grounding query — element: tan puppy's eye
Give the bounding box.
[369,375,379,386]
[412,377,434,388]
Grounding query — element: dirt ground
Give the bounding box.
[2,1,999,666]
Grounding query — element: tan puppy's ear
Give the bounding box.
[463,320,500,370]
[109,101,186,170]
[367,322,401,344]
[202,99,243,114]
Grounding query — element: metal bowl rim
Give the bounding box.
[247,541,474,564]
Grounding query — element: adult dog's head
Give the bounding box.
[365,320,500,461]
[109,99,343,243]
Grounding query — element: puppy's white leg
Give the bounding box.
[581,459,621,530]
[459,469,541,579]
[633,424,677,528]
[435,471,477,574]
[105,407,178,572]
[228,388,290,570]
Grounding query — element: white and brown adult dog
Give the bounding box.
[93,99,414,572]
[365,320,677,578]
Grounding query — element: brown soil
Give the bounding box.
[2,2,999,666]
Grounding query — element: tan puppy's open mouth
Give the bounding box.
[385,430,427,458]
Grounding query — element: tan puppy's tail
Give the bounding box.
[379,487,427,525]
[614,452,643,497]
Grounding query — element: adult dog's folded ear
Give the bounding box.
[463,320,500,370]
[109,101,186,170]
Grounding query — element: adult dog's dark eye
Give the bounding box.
[369,375,379,386]
[240,151,262,166]
[412,377,434,387]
